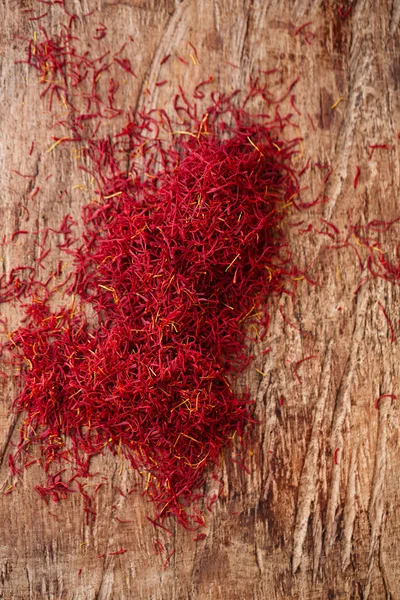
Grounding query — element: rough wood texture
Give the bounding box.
[1,0,400,598]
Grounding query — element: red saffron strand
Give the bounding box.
[294,22,312,36]
[292,355,317,384]
[187,42,199,64]
[368,144,389,160]
[154,540,165,555]
[11,170,36,179]
[115,517,133,523]
[225,60,240,69]
[354,166,360,189]
[307,112,315,132]
[378,302,395,342]
[290,94,301,116]
[320,218,340,235]
[163,549,175,570]
[113,42,127,57]
[303,31,315,45]
[338,5,352,18]
[160,54,171,65]
[333,448,339,465]
[30,187,40,201]
[93,23,107,41]
[375,394,397,410]
[315,162,333,184]
[279,307,302,333]
[11,230,29,241]
[28,11,48,21]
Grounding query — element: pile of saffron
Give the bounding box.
[2,10,305,530]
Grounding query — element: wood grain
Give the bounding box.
[1,0,400,598]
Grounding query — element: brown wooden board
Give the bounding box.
[1,1,400,598]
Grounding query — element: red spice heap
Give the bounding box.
[4,13,303,530]
[6,123,300,527]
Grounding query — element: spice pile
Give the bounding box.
[2,6,305,529]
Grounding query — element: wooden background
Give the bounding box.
[1,0,400,598]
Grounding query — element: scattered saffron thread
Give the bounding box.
[375,394,397,410]
[354,166,360,189]
[292,355,317,384]
[378,302,395,342]
[368,144,389,160]
[108,548,127,556]
[338,5,352,18]
[333,448,339,465]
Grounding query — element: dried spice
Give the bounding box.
[2,2,349,533]
[3,104,302,528]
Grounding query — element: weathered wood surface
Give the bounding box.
[1,0,400,598]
